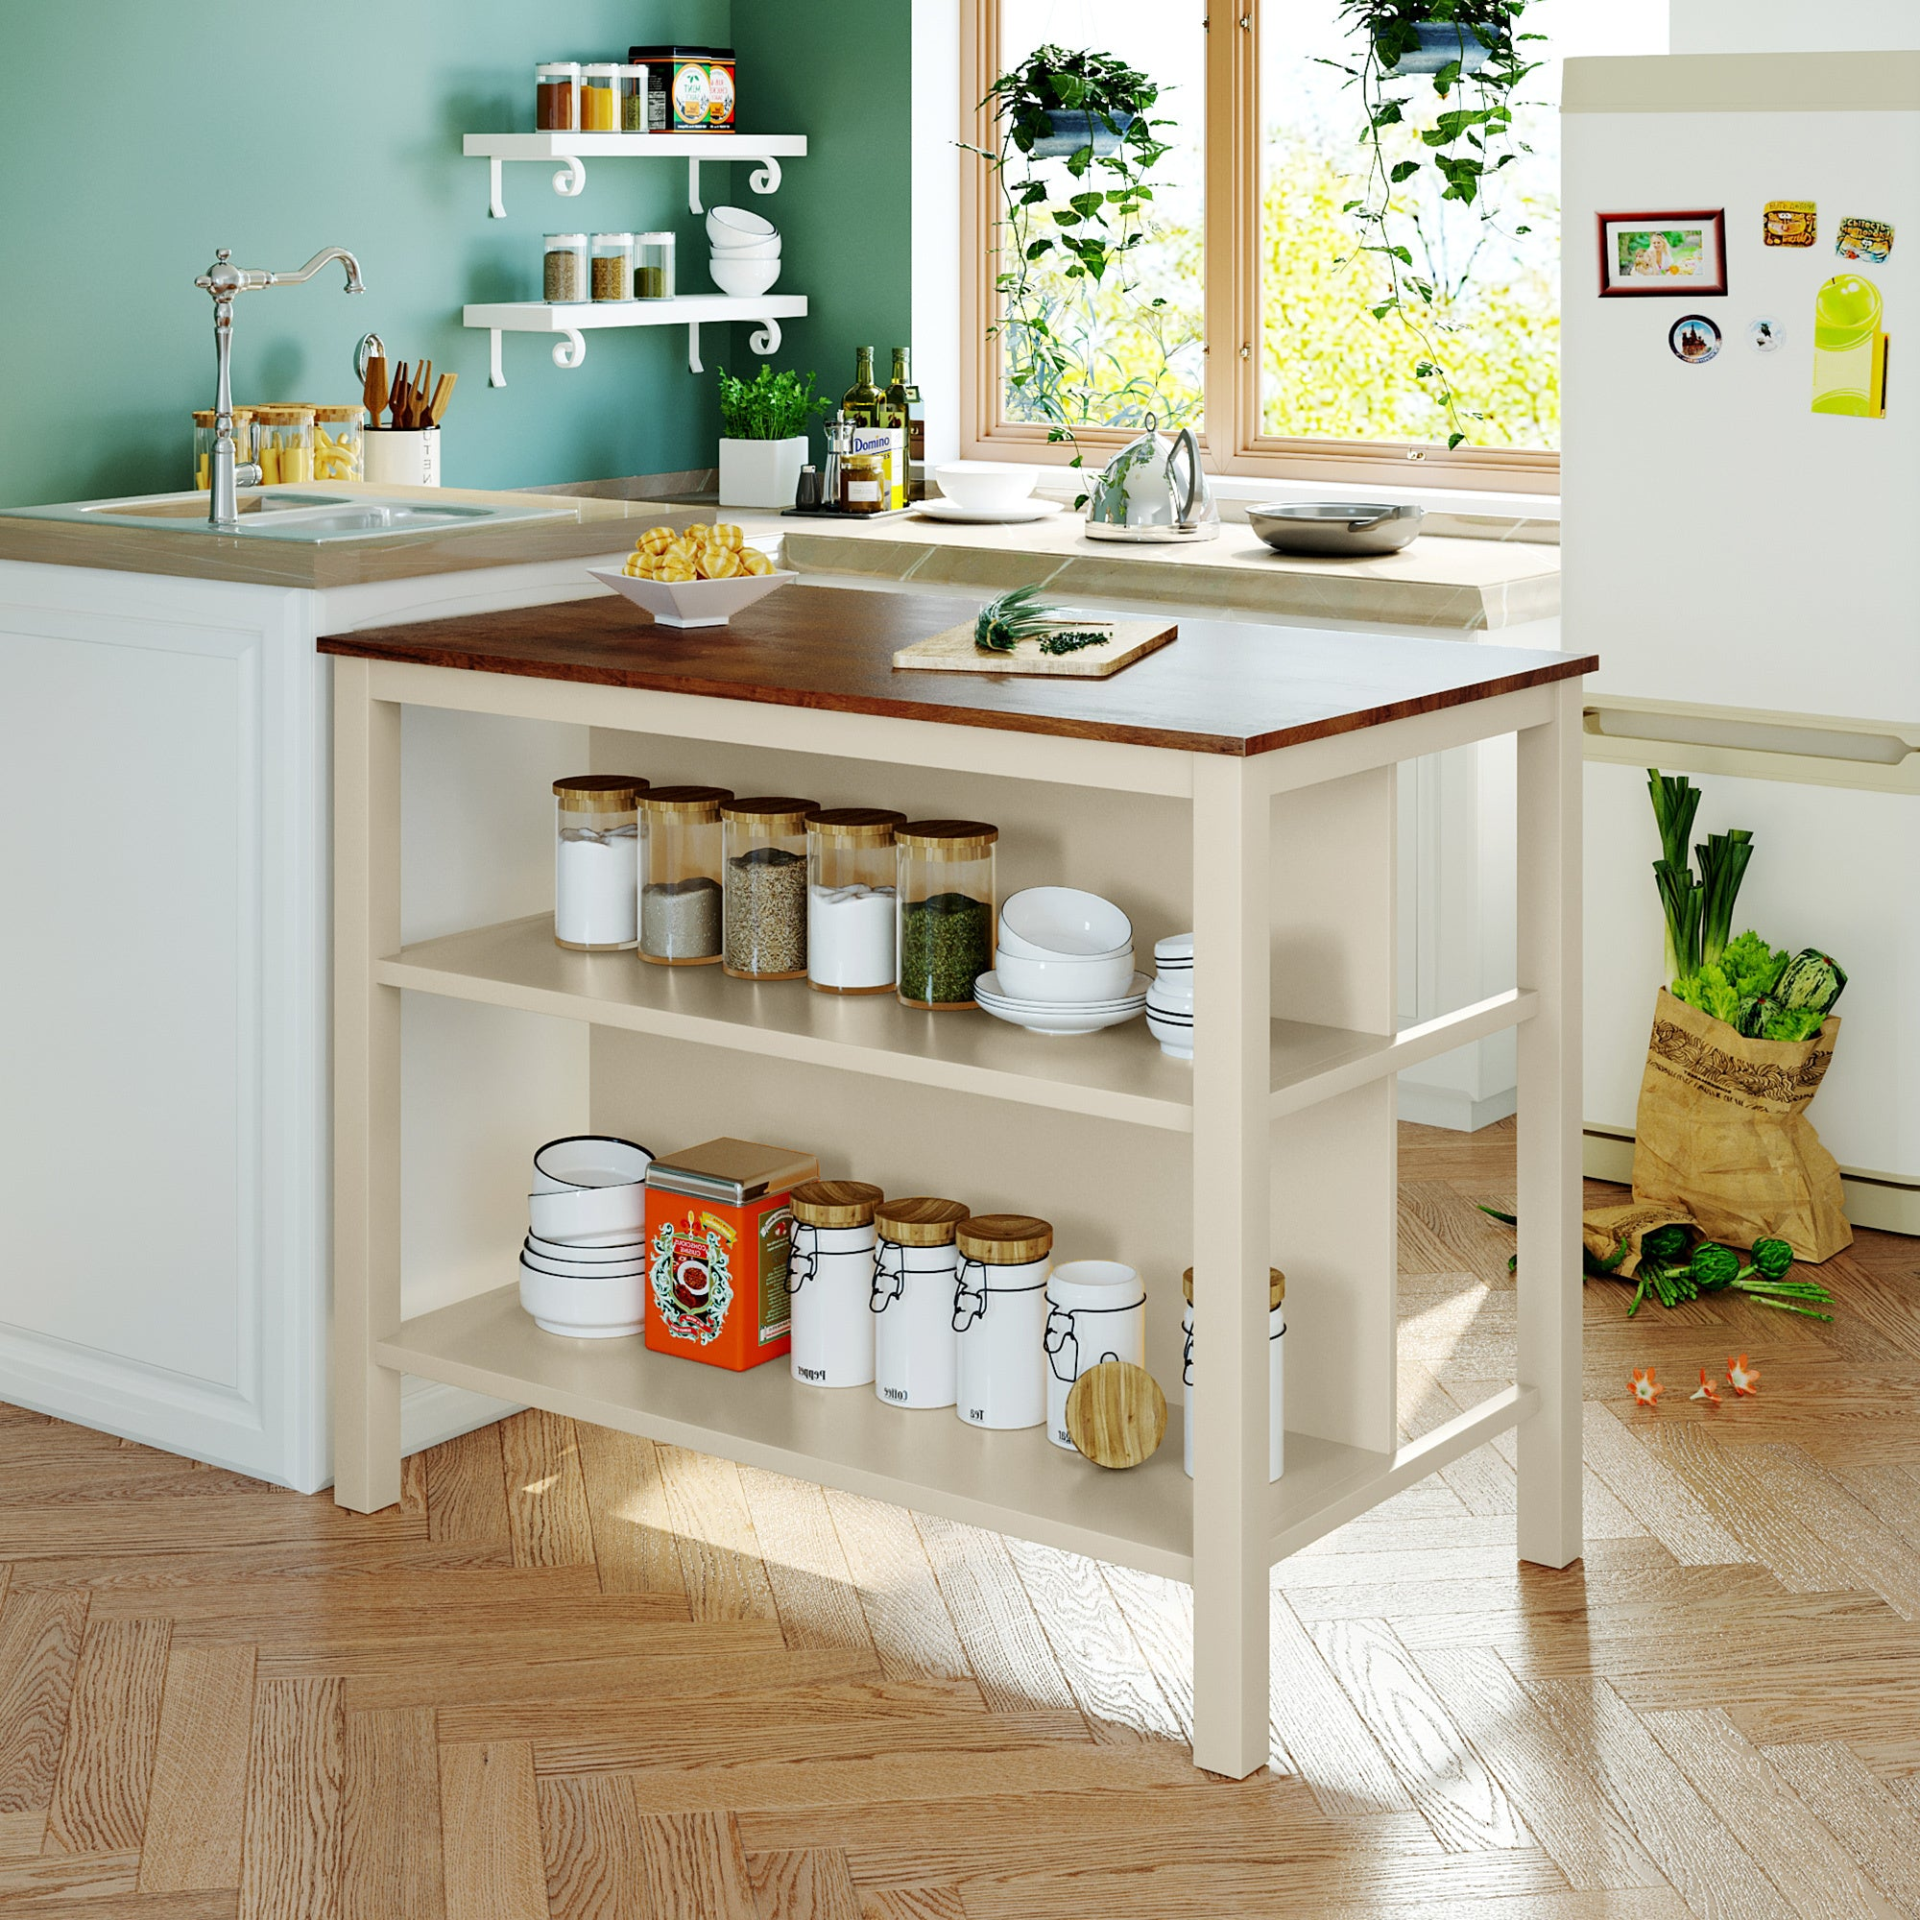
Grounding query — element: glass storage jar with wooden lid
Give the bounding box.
[312,404,364,481]
[254,407,315,484]
[553,775,647,952]
[639,786,731,965]
[722,796,816,982]
[192,408,254,489]
[896,820,997,1010]
[535,60,581,130]
[579,63,620,130]
[807,808,905,995]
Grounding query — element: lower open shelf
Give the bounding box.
[380,1284,1481,1583]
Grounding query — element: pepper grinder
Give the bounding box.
[822,414,853,514]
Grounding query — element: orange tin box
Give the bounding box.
[644,1138,817,1371]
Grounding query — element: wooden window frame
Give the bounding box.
[958,1,1560,495]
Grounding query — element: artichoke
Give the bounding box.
[1689,1242,1742,1291]
[1749,1238,1795,1281]
[1641,1223,1693,1266]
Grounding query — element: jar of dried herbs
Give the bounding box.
[544,232,587,304]
[640,786,731,965]
[634,232,676,300]
[895,820,997,1010]
[590,232,633,303]
[722,795,816,981]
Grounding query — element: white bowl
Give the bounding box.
[521,1242,647,1279]
[709,255,782,298]
[531,1135,653,1193]
[1154,932,1194,967]
[707,204,777,241]
[1146,1011,1194,1059]
[525,1230,645,1265]
[933,462,1036,513]
[519,1259,646,1339]
[590,566,797,630]
[528,1181,647,1246]
[998,887,1132,960]
[975,967,1148,1010]
[708,231,781,258]
[1147,976,1193,1011]
[992,947,1136,1004]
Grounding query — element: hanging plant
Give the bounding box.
[1323,0,1542,448]
[968,46,1174,482]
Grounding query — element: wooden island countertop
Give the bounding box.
[319,583,1594,759]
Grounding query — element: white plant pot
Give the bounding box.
[363,428,441,487]
[718,435,808,510]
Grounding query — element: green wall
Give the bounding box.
[0,1,910,509]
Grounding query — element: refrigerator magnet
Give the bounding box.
[1812,275,1887,417]
[1598,210,1727,296]
[1835,216,1894,264]
[1763,201,1816,247]
[1670,315,1722,365]
[1748,316,1783,353]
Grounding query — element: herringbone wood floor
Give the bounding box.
[4,1121,1920,1918]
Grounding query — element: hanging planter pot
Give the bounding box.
[1029,108,1136,159]
[1376,20,1496,74]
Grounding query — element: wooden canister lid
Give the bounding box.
[554,774,648,811]
[807,807,906,845]
[1066,1361,1167,1469]
[956,1214,1053,1263]
[873,1196,971,1246]
[895,819,999,854]
[1181,1267,1286,1308]
[313,404,364,421]
[790,1179,884,1228]
[640,785,732,817]
[722,795,819,828]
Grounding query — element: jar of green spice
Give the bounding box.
[896,820,997,1011]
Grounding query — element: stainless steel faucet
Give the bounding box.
[194,247,366,531]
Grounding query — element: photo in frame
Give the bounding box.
[1598,210,1728,296]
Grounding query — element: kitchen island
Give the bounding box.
[322,582,1593,1778]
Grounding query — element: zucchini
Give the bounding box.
[1774,949,1847,1015]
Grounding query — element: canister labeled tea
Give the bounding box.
[788,1180,884,1389]
[1045,1260,1146,1451]
[1181,1266,1286,1481]
[871,1197,970,1409]
[954,1215,1052,1430]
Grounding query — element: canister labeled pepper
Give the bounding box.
[954,1214,1052,1430]
[789,1180,885,1388]
[1181,1266,1285,1481]
[871,1197,970,1409]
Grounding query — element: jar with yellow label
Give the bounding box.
[254,406,316,485]
[841,452,888,515]
[313,405,365,481]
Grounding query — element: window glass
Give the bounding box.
[993,2,1206,432]
[1256,0,1663,453]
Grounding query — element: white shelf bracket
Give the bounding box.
[488,155,506,219]
[488,329,506,388]
[748,156,784,197]
[552,154,587,199]
[688,157,703,216]
[552,328,587,372]
[687,322,703,375]
[748,317,784,358]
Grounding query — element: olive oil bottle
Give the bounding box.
[842,346,884,428]
[884,347,924,465]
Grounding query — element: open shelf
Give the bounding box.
[463,296,809,385]
[462,131,810,219]
[379,915,1536,1133]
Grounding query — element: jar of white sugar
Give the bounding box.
[553,775,647,951]
[806,807,906,995]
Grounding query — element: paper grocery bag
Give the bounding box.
[1630,989,1851,1262]
[1581,1200,1695,1280]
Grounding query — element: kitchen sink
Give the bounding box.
[10,490,571,543]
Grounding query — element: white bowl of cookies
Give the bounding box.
[589,522,796,630]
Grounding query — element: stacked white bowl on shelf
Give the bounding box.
[1145,933,1194,1058]
[973,886,1149,1036]
[707,205,781,299]
[519,1135,654,1337]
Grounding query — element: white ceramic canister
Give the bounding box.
[1181,1265,1286,1481]
[953,1214,1053,1431]
[363,426,442,487]
[787,1179,885,1389]
[1045,1259,1147,1450]
[871,1197,971,1409]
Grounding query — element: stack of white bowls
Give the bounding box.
[1146,933,1193,1058]
[707,205,781,298]
[519,1135,654,1338]
[973,886,1148,1036]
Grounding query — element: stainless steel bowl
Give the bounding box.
[1246,501,1424,558]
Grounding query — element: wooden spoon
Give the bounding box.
[362,354,388,428]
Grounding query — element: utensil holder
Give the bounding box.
[364,428,441,488]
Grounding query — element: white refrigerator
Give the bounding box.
[1563,50,1920,1232]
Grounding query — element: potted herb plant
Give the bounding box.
[715,363,826,510]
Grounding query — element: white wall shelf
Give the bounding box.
[462,131,809,220]
[463,295,809,386]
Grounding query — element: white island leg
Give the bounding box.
[1189,753,1274,1778]
[1515,679,1583,1568]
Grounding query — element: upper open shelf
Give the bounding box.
[463,131,809,218]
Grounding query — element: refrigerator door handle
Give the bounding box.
[1583,700,1920,794]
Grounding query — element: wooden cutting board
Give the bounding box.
[892,616,1177,678]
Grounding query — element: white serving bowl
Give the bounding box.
[998,886,1132,960]
[933,462,1036,513]
[528,1181,647,1246]
[707,204,778,242]
[709,254,782,298]
[589,565,798,630]
[708,231,781,258]
[521,1242,647,1279]
[519,1259,646,1339]
[531,1135,653,1193]
[1154,931,1194,968]
[524,1230,645,1265]
[992,947,1136,1004]
[1146,1010,1194,1059]
[1147,974,1193,1010]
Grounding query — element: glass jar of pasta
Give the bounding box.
[312,405,364,481]
[253,406,316,485]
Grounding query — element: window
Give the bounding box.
[962,0,1664,490]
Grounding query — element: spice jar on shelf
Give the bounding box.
[579,63,619,130]
[807,808,905,995]
[619,63,651,130]
[535,61,581,130]
[954,1214,1053,1431]
[1182,1266,1286,1481]
[192,408,255,490]
[789,1179,885,1389]
[313,405,364,481]
[590,232,633,303]
[634,231,676,299]
[253,406,316,484]
[896,820,997,1010]
[840,451,888,515]
[722,796,815,981]
[544,232,588,304]
[553,775,647,952]
[871,1197,972,1409]
[639,786,730,965]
